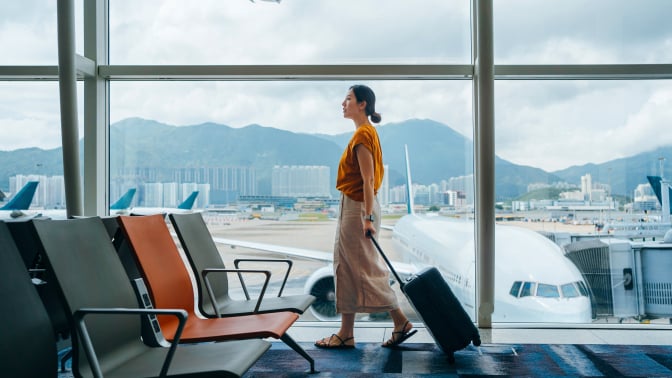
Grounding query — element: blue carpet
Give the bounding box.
[56,343,672,377]
[242,342,672,377]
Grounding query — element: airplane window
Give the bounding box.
[509,281,522,297]
[561,283,580,298]
[520,281,536,297]
[577,281,589,297]
[537,283,560,298]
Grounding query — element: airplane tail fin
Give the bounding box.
[646,175,672,214]
[110,188,136,210]
[0,181,39,210]
[404,145,415,215]
[177,191,199,210]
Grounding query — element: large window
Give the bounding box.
[2,0,672,327]
[0,82,82,210]
[109,80,473,322]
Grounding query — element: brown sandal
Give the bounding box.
[315,334,355,349]
[382,321,417,348]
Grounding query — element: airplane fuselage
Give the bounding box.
[392,214,592,323]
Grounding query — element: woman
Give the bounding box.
[315,84,416,349]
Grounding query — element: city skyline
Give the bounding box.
[5,169,651,213]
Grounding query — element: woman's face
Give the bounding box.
[342,89,364,120]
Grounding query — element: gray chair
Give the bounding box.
[30,216,270,378]
[169,212,316,317]
[0,221,57,377]
[5,217,71,341]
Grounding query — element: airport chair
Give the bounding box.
[169,212,316,317]
[4,218,70,339]
[30,216,271,377]
[5,218,75,371]
[0,222,57,378]
[117,214,316,373]
[101,215,144,281]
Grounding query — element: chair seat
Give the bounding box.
[104,339,269,378]
[161,311,300,343]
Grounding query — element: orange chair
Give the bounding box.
[117,214,315,373]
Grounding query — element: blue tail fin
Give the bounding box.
[404,145,415,215]
[646,175,672,214]
[0,181,39,210]
[110,188,136,210]
[177,191,199,210]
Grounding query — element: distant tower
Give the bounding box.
[660,157,670,223]
[581,174,592,200]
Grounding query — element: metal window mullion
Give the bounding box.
[473,0,495,329]
[57,0,83,218]
[97,64,474,80]
[83,0,109,216]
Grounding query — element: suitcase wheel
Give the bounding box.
[472,337,481,347]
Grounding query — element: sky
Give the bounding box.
[1,0,672,172]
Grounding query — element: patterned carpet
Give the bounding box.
[242,342,672,377]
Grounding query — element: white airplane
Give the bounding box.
[0,181,40,219]
[131,191,200,216]
[210,147,593,323]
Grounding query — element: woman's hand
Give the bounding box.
[364,220,376,237]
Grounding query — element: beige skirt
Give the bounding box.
[333,194,399,314]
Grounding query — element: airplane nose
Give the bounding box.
[542,299,592,322]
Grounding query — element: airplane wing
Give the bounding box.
[210,236,419,279]
[212,236,333,262]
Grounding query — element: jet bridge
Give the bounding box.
[563,234,672,321]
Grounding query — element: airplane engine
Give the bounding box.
[303,265,339,321]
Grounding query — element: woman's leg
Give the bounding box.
[383,308,416,347]
[315,313,356,348]
[338,312,356,339]
[389,308,412,333]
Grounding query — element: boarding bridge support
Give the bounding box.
[661,178,670,224]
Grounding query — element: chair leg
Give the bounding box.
[280,333,316,374]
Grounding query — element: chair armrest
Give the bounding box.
[234,258,293,297]
[73,307,188,378]
[202,268,271,316]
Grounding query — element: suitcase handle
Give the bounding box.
[367,230,405,287]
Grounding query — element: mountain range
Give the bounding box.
[1,117,671,200]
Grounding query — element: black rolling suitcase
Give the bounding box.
[369,234,481,363]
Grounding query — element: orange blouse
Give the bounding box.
[336,123,384,202]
